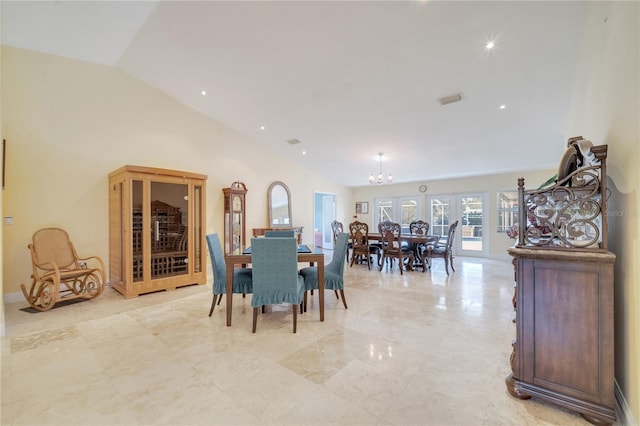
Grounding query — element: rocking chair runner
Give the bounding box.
[21,227,106,311]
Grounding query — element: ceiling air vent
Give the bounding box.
[438,93,463,106]
[287,138,301,145]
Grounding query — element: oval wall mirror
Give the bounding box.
[268,181,291,227]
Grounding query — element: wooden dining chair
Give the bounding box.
[300,232,349,311]
[409,220,430,270]
[426,220,459,275]
[331,220,351,260]
[378,221,414,275]
[250,237,305,333]
[206,233,253,316]
[348,221,380,270]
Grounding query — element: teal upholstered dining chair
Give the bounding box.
[264,230,295,238]
[300,232,349,310]
[250,237,305,333]
[206,233,253,316]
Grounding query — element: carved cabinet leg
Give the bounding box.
[505,374,531,400]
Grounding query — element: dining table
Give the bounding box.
[366,232,440,269]
[224,246,325,326]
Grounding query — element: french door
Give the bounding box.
[374,197,420,233]
[426,193,487,257]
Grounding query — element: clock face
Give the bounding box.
[419,185,428,193]
[232,195,242,211]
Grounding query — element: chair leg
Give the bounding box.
[293,304,298,333]
[339,289,348,309]
[303,291,308,312]
[444,256,450,275]
[334,290,339,299]
[209,294,218,317]
[252,307,258,333]
[450,254,455,272]
[379,253,385,271]
[217,294,223,305]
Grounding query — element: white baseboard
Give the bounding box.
[615,379,637,426]
[3,291,24,304]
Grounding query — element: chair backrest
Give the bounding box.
[264,230,295,238]
[410,220,430,236]
[327,232,349,274]
[349,221,369,249]
[444,221,459,252]
[206,233,226,293]
[378,221,401,250]
[250,237,300,307]
[331,221,344,244]
[30,227,78,271]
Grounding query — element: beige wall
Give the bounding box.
[564,1,639,421]
[1,0,638,419]
[0,46,352,298]
[351,169,556,259]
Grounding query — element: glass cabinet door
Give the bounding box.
[193,185,203,274]
[150,181,189,280]
[132,180,144,283]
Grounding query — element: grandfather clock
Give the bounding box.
[223,182,247,253]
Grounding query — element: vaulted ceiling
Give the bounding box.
[1,1,593,186]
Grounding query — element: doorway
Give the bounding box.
[313,192,336,249]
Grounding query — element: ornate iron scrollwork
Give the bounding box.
[522,166,602,249]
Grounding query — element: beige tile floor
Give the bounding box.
[2,255,600,425]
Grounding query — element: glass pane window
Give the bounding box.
[400,198,418,233]
[429,197,450,237]
[460,196,483,252]
[376,199,394,224]
[498,191,519,232]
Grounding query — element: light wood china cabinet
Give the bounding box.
[108,165,207,298]
[506,140,615,425]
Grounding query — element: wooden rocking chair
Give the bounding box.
[21,227,106,311]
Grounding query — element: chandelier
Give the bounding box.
[369,152,393,185]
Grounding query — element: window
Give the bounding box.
[498,191,518,232]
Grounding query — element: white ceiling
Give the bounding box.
[1,1,592,187]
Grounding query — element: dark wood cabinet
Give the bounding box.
[506,248,616,424]
[506,139,616,425]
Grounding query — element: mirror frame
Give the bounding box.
[267,181,292,227]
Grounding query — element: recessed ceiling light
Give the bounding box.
[302,150,307,155]
[260,125,265,130]
[486,41,495,50]
[200,90,207,96]
[499,104,507,110]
